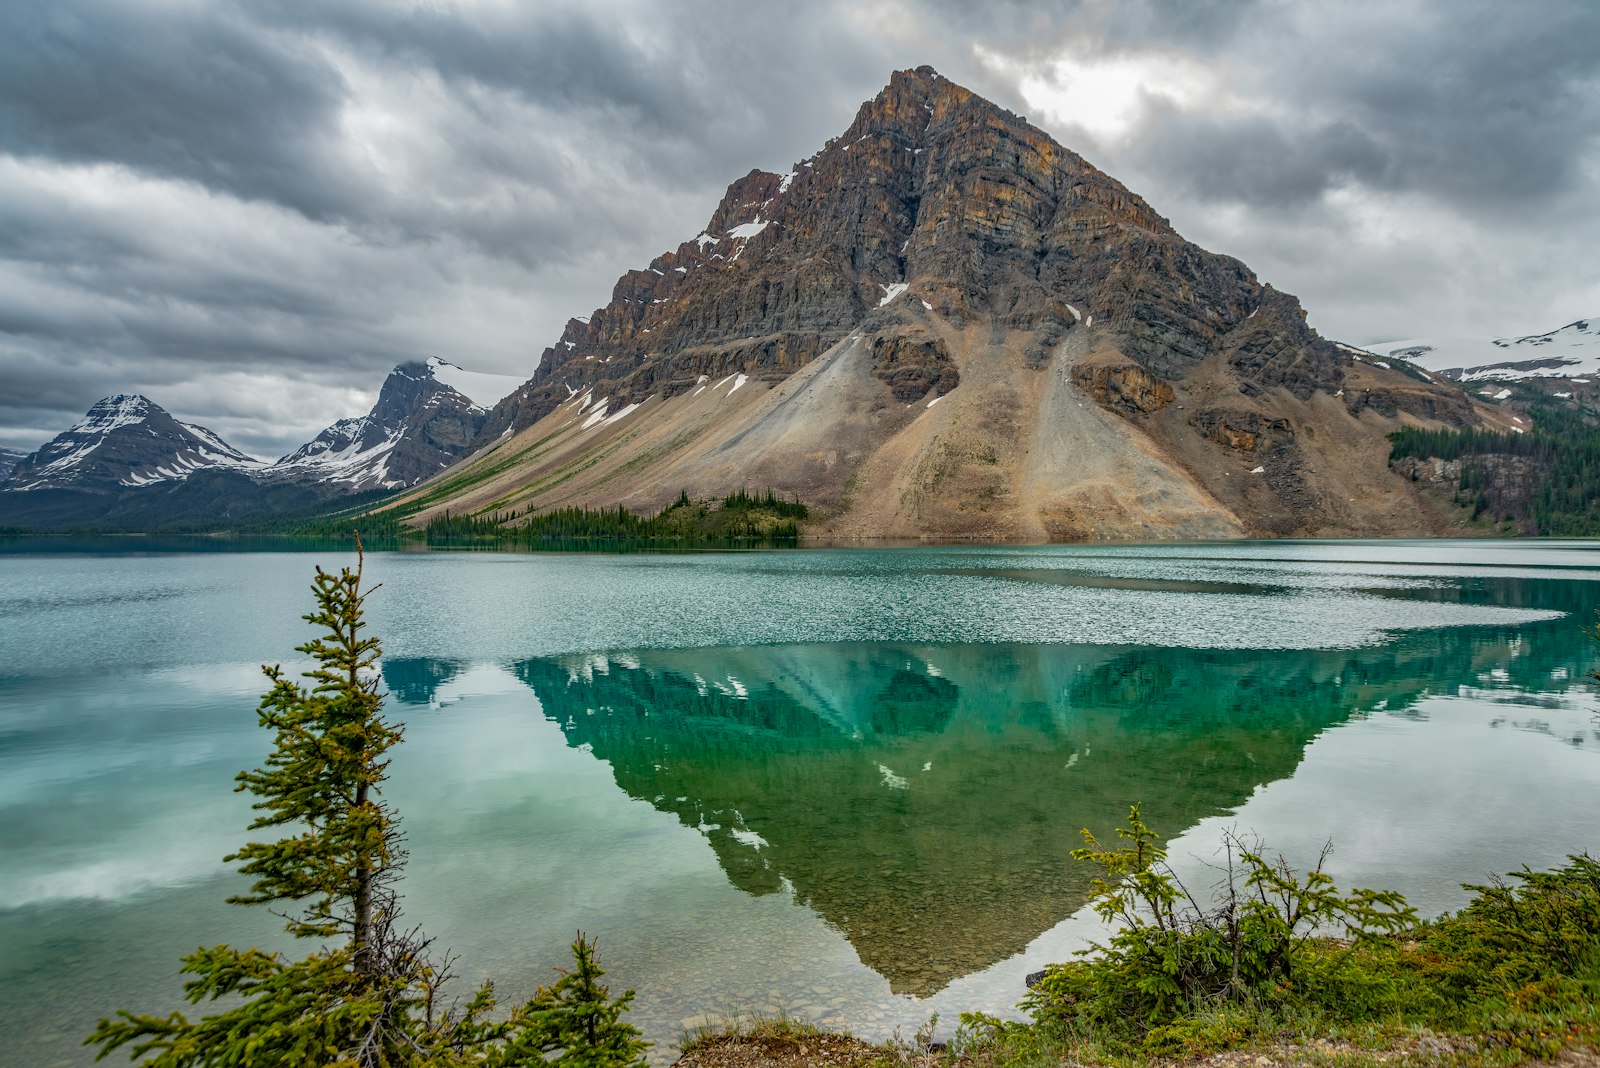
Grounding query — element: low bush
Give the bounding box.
[983,804,1600,1064]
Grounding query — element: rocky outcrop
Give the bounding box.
[1343,384,1475,423]
[1189,408,1295,453]
[1394,453,1544,533]
[870,332,958,402]
[1072,362,1174,415]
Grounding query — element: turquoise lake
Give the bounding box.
[2,540,1599,1065]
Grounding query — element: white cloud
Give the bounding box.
[976,42,1234,149]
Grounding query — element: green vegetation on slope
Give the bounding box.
[422,489,809,547]
[1390,397,1600,533]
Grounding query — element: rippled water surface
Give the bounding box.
[2,540,1598,1065]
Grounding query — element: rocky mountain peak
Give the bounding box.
[271,358,519,491]
[478,65,1323,446]
[79,393,153,427]
[389,66,1485,543]
[702,169,787,237]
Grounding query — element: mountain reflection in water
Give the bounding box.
[376,609,1588,998]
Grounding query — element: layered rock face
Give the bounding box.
[404,68,1485,540]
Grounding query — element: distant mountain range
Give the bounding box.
[1365,317,1600,383]
[0,357,521,531]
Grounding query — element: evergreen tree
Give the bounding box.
[231,554,400,970]
[521,934,649,1068]
[88,545,648,1068]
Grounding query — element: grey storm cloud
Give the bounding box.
[1117,1,1600,213]
[1124,113,1390,209]
[0,1,358,221]
[1,0,1597,457]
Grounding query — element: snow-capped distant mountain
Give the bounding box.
[0,357,527,529]
[0,448,26,481]
[272,358,522,491]
[1367,318,1600,382]
[3,394,264,492]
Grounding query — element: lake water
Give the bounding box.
[2,540,1599,1065]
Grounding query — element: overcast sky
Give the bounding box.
[3,0,1597,458]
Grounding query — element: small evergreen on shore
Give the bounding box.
[88,545,647,1067]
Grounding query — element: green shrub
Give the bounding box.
[1141,1010,1254,1057]
[1411,853,1600,1021]
[1025,805,1415,1039]
[1015,802,1600,1065]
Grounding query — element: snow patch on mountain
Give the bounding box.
[273,417,402,487]
[271,359,515,491]
[727,218,769,241]
[1368,317,1600,382]
[73,394,152,435]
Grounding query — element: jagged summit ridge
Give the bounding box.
[272,358,520,491]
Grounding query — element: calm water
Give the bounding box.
[2,540,1599,1065]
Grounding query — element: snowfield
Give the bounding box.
[1364,317,1599,382]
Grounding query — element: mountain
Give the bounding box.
[0,358,522,531]
[1358,317,1600,536]
[1368,317,1600,383]
[387,66,1486,540]
[4,394,263,493]
[272,358,521,492]
[0,394,307,530]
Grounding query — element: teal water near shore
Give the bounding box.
[2,541,1599,1065]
